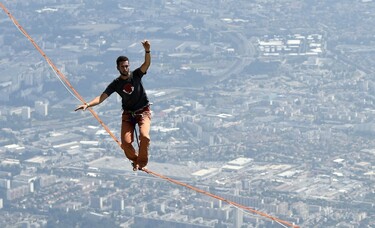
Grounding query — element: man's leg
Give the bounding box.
[121,113,137,162]
[136,111,151,168]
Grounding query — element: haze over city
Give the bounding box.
[0,0,374,227]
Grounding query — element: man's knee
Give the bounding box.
[139,135,150,144]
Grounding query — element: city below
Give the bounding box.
[0,1,374,228]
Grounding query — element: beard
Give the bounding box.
[120,70,129,77]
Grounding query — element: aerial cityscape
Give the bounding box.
[0,0,374,227]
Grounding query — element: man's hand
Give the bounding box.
[142,40,150,51]
[74,103,89,111]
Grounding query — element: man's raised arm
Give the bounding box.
[140,40,151,74]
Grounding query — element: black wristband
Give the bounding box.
[145,50,150,53]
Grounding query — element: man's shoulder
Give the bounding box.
[132,67,145,76]
[105,77,122,90]
[110,76,121,83]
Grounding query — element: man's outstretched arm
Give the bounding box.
[74,93,109,111]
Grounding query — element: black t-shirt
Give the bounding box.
[103,68,149,111]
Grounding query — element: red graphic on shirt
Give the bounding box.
[123,83,134,94]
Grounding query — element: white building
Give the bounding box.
[222,157,253,171]
[21,106,31,120]
[35,101,48,116]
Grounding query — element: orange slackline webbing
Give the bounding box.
[0,2,121,148]
[0,4,299,228]
[144,169,298,228]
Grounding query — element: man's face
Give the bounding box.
[118,60,130,76]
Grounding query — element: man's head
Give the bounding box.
[116,56,130,77]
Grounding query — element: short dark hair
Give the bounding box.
[116,56,129,66]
